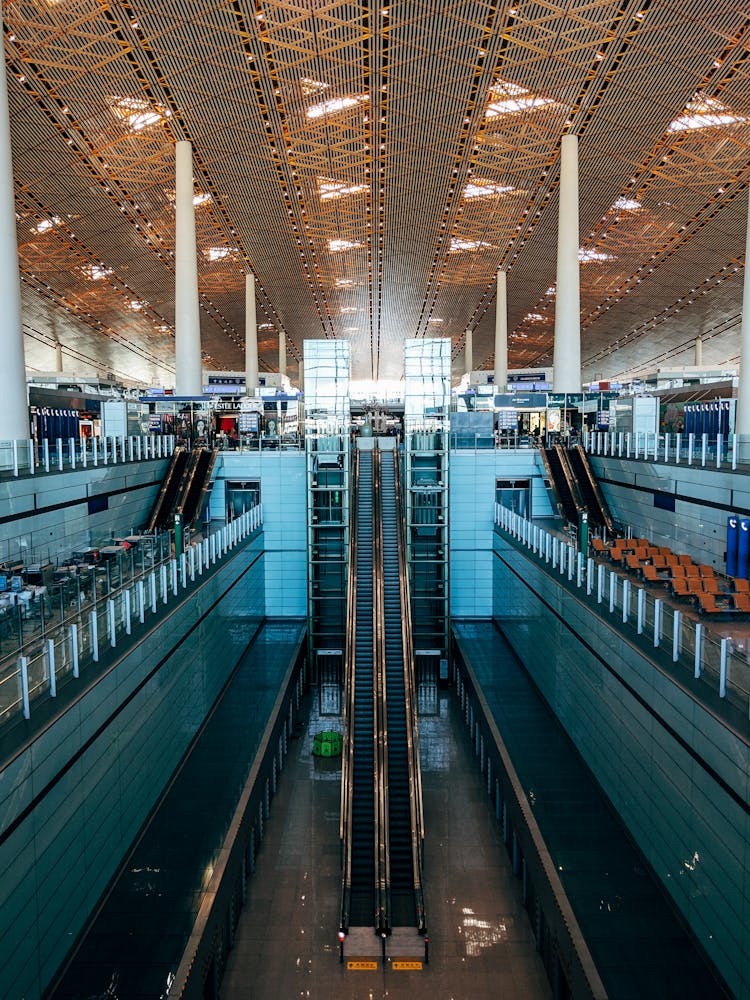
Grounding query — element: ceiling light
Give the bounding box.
[83,263,113,280]
[307,94,369,120]
[193,192,212,207]
[335,278,358,287]
[524,312,544,322]
[300,77,329,96]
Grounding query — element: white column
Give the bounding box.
[694,336,703,367]
[465,328,473,375]
[0,13,29,442]
[493,270,508,391]
[279,328,287,378]
[298,359,304,392]
[737,185,750,436]
[245,271,258,394]
[55,341,63,373]
[174,140,202,396]
[553,133,581,393]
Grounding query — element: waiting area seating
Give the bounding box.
[590,535,750,618]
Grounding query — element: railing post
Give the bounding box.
[43,438,50,472]
[568,545,575,581]
[701,433,707,467]
[687,432,694,466]
[107,599,116,646]
[720,638,728,697]
[622,578,630,622]
[47,639,56,697]
[90,609,99,662]
[124,588,131,635]
[586,556,594,594]
[717,432,723,469]
[93,436,99,466]
[637,588,646,634]
[732,433,738,471]
[609,570,616,612]
[576,550,583,586]
[694,622,703,678]
[180,552,187,588]
[597,562,604,603]
[57,438,63,471]
[672,610,681,662]
[69,436,76,469]
[663,433,669,464]
[626,432,631,458]
[129,436,135,462]
[102,435,108,464]
[652,433,659,461]
[18,656,30,719]
[552,536,558,569]
[171,558,178,596]
[138,579,145,623]
[28,438,35,474]
[189,546,196,581]
[70,623,79,677]
[653,599,662,647]
[675,433,681,464]
[150,571,157,613]
[160,563,168,604]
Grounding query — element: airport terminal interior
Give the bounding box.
[3,3,750,999]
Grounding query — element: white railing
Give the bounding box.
[583,430,741,471]
[0,434,178,477]
[0,505,263,728]
[494,503,750,716]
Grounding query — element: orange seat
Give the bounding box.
[684,563,700,578]
[591,538,607,553]
[671,578,691,597]
[671,565,687,578]
[698,565,716,578]
[678,554,693,565]
[642,565,665,584]
[652,555,668,570]
[701,578,721,595]
[733,577,750,593]
[665,555,679,568]
[733,593,750,613]
[625,554,642,570]
[698,593,722,615]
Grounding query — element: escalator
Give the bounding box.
[541,446,582,526]
[565,445,614,534]
[341,449,379,929]
[144,447,189,531]
[379,449,423,930]
[177,447,218,529]
[340,444,426,960]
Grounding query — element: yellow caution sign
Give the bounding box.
[347,960,378,970]
[392,961,423,970]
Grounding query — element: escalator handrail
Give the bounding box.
[553,445,586,516]
[571,444,615,534]
[373,448,390,936]
[339,450,360,932]
[144,447,187,531]
[392,447,427,933]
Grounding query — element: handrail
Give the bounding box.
[571,444,614,535]
[537,446,568,523]
[553,444,585,516]
[339,450,359,933]
[392,446,427,934]
[372,447,390,935]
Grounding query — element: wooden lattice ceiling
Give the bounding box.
[5,0,750,386]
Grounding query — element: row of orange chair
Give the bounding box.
[698,592,750,615]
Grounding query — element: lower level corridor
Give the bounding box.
[221,670,550,999]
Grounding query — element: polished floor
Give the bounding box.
[221,677,550,999]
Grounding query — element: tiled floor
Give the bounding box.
[221,680,550,999]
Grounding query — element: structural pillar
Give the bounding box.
[55,341,63,374]
[0,11,29,442]
[245,272,258,394]
[736,185,750,437]
[694,336,703,368]
[465,328,473,376]
[174,140,202,396]
[493,270,508,391]
[552,133,581,393]
[279,328,286,379]
[298,360,304,392]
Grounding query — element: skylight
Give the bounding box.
[449,237,494,253]
[463,179,517,199]
[110,96,171,132]
[307,94,368,120]
[318,177,368,201]
[193,192,212,207]
[204,246,236,262]
[579,247,615,262]
[33,216,61,234]
[83,263,113,281]
[486,80,554,118]
[667,92,746,133]
[612,196,642,211]
[328,239,362,252]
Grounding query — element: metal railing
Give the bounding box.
[0,434,177,477]
[0,506,263,731]
[495,504,750,718]
[583,429,745,470]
